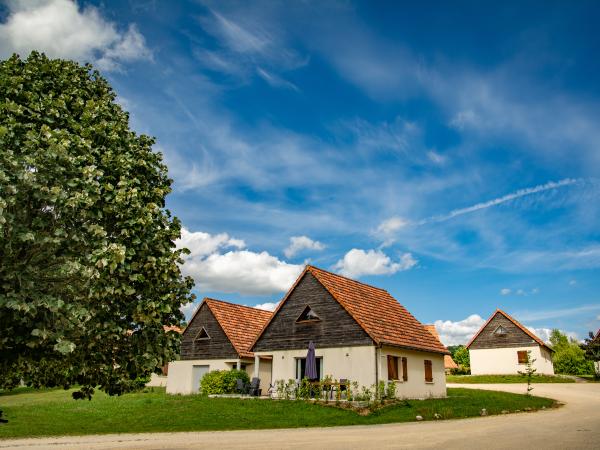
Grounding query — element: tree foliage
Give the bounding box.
[448,345,470,373]
[0,52,195,398]
[582,331,600,377]
[549,329,594,376]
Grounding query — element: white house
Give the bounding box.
[167,265,449,399]
[166,298,272,394]
[467,309,554,375]
[250,266,449,399]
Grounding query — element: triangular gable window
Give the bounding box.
[296,305,320,323]
[195,327,210,341]
[494,325,507,336]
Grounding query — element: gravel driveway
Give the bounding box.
[1,383,598,450]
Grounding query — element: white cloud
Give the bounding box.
[500,288,511,295]
[176,228,245,258]
[0,0,151,71]
[177,228,303,296]
[516,289,526,296]
[253,302,279,312]
[333,248,417,278]
[527,327,579,344]
[376,217,409,236]
[284,236,325,259]
[185,250,303,296]
[531,288,539,294]
[569,279,577,286]
[433,314,486,346]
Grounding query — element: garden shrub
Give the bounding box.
[200,369,250,395]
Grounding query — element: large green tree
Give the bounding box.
[549,329,594,376]
[0,52,195,398]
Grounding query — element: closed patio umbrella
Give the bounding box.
[305,341,318,380]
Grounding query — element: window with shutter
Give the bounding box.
[517,350,528,364]
[387,355,399,380]
[402,357,408,381]
[424,359,433,382]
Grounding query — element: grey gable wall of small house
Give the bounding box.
[181,303,238,360]
[469,313,539,349]
[253,272,373,352]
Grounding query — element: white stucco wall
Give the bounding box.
[255,345,377,389]
[166,359,245,394]
[470,345,554,375]
[381,346,447,399]
[254,345,446,399]
[147,374,168,387]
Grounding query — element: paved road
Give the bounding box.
[1,383,599,450]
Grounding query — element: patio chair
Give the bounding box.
[337,379,348,399]
[236,378,249,395]
[248,377,261,396]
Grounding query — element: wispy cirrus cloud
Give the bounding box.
[377,178,579,238]
[515,304,600,322]
[194,6,306,89]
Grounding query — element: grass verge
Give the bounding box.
[0,387,556,439]
[446,374,575,384]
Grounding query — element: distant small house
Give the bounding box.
[166,299,272,394]
[424,325,458,372]
[466,309,554,375]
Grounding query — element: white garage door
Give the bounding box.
[191,365,209,393]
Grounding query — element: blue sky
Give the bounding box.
[2,0,599,344]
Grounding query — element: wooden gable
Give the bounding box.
[253,272,373,352]
[180,302,238,360]
[468,311,539,350]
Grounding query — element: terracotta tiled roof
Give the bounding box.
[424,325,458,369]
[204,298,273,358]
[466,309,553,352]
[252,266,448,354]
[163,325,183,334]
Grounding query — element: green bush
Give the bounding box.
[200,369,250,395]
[550,330,596,375]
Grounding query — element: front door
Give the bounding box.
[191,365,209,393]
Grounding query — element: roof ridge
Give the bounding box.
[205,297,273,314]
[466,309,551,350]
[203,297,272,357]
[495,308,549,349]
[307,265,388,293]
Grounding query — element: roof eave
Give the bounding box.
[379,340,451,356]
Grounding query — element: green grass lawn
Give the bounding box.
[0,387,555,439]
[577,375,600,382]
[446,374,575,383]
